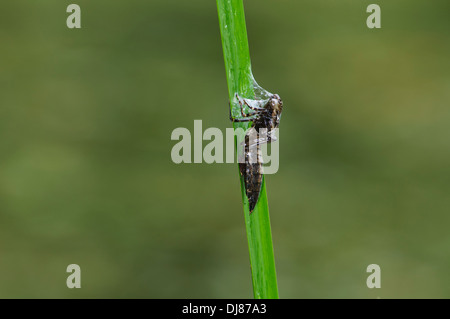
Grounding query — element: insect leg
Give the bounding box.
[229,107,257,122]
[236,99,258,117]
[235,93,266,115]
[243,99,267,112]
[230,101,256,118]
[230,117,257,123]
[236,93,268,110]
[240,107,257,118]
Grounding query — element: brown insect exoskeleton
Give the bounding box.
[229,93,283,213]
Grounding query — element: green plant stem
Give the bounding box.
[216,0,279,299]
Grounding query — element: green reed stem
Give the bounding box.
[216,0,279,299]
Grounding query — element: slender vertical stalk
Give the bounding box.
[216,0,279,299]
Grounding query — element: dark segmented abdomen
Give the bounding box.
[245,162,263,213]
[240,134,263,213]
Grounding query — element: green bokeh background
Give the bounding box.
[0,0,449,298]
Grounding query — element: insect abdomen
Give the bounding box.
[244,162,263,213]
[240,134,263,214]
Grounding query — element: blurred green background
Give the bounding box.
[0,0,449,298]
